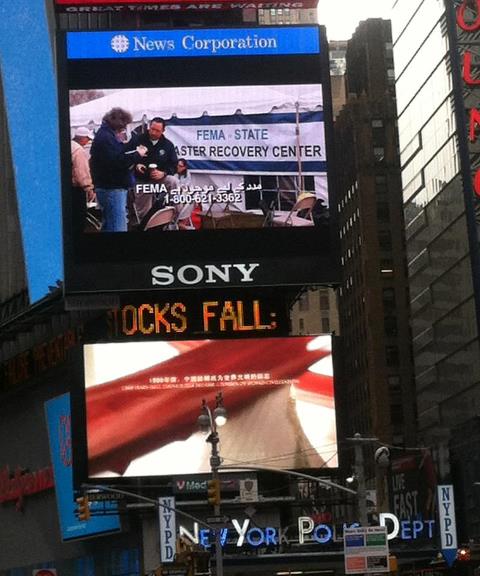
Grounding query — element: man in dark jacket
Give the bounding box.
[90,107,147,232]
[134,117,178,223]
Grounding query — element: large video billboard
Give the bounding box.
[57,26,337,294]
[79,335,337,478]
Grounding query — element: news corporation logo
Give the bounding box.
[111,34,130,54]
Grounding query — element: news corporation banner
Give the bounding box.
[66,28,321,59]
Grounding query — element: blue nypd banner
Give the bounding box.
[45,393,121,541]
[67,27,320,59]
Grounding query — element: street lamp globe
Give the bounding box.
[213,405,227,427]
[197,412,210,431]
[374,446,390,468]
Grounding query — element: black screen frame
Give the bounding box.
[57,25,339,294]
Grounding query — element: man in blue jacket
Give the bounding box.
[90,107,147,232]
[134,117,178,223]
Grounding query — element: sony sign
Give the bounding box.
[151,263,260,286]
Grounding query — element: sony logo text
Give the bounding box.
[151,263,260,286]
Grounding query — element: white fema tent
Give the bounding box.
[70,84,323,127]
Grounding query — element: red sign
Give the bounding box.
[54,0,319,10]
[0,465,54,511]
[457,0,480,196]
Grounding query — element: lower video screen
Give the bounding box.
[82,335,338,478]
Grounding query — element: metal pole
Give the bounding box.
[353,433,368,526]
[205,407,224,576]
[218,464,357,495]
[295,101,303,194]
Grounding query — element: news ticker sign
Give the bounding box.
[55,0,319,11]
[106,295,286,339]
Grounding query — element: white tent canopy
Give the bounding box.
[69,84,324,128]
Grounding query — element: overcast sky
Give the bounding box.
[317,0,394,41]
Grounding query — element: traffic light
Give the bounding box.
[192,549,211,576]
[207,478,221,506]
[76,495,91,521]
[389,555,398,573]
[458,547,471,562]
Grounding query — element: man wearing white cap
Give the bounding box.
[71,126,94,234]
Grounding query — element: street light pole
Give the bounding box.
[199,396,225,576]
[353,433,368,527]
[347,433,379,527]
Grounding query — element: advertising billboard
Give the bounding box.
[57,26,337,294]
[388,452,436,526]
[54,0,319,10]
[78,335,337,479]
[0,0,62,304]
[45,393,121,540]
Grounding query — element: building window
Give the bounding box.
[377,202,390,222]
[298,291,309,311]
[372,119,384,128]
[383,288,396,309]
[299,318,305,333]
[381,259,393,270]
[378,230,392,251]
[390,403,403,425]
[384,316,398,337]
[320,295,330,309]
[373,147,385,161]
[388,375,401,391]
[386,345,399,366]
[321,317,330,333]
